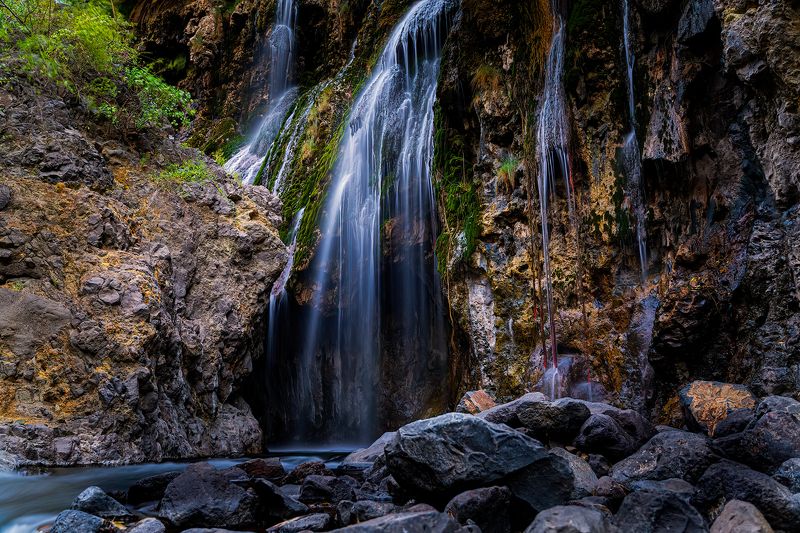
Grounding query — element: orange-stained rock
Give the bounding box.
[456,390,497,415]
[679,381,757,436]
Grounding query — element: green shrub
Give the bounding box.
[154,160,214,185]
[0,0,193,131]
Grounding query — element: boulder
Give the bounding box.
[385,413,546,497]
[252,479,308,522]
[575,414,638,462]
[50,510,111,533]
[125,518,166,533]
[693,460,800,530]
[549,448,598,498]
[773,458,800,493]
[610,430,717,485]
[614,489,706,532]
[517,398,591,442]
[336,511,463,532]
[444,486,512,533]
[525,505,615,533]
[679,381,757,436]
[342,432,396,464]
[348,500,397,524]
[477,392,548,426]
[298,474,356,504]
[587,454,611,478]
[239,458,286,482]
[714,410,800,472]
[71,486,131,519]
[713,409,755,438]
[282,461,333,485]
[710,500,774,533]
[456,390,497,414]
[505,452,576,515]
[127,471,181,504]
[157,463,259,529]
[267,513,330,532]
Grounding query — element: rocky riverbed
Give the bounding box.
[29,382,800,532]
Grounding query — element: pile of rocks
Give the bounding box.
[48,381,800,532]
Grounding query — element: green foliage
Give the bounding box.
[153,159,214,185]
[0,0,193,131]
[498,155,519,192]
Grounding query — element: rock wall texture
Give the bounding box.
[0,64,286,465]
[436,0,800,417]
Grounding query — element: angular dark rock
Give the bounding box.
[157,463,259,529]
[710,500,774,533]
[773,458,800,493]
[693,460,800,530]
[266,513,330,533]
[127,471,181,505]
[343,432,396,465]
[240,458,286,482]
[610,430,718,485]
[252,479,309,522]
[444,486,512,533]
[477,393,548,427]
[575,414,638,462]
[714,410,800,472]
[282,461,334,485]
[125,518,167,533]
[588,454,611,478]
[614,489,706,533]
[713,409,755,438]
[629,478,696,498]
[525,505,614,533]
[336,510,463,532]
[517,398,591,442]
[71,486,131,519]
[385,413,546,497]
[505,452,576,515]
[348,500,397,524]
[298,474,356,504]
[50,510,112,533]
[549,448,598,499]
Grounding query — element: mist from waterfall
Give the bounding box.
[621,0,648,281]
[274,0,454,443]
[225,0,298,186]
[536,1,572,386]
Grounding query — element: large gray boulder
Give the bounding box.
[385,413,546,496]
[614,489,706,532]
[710,500,773,533]
[611,430,718,485]
[50,510,111,533]
[71,486,131,519]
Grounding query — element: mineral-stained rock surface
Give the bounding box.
[0,66,286,465]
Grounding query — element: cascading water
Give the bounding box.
[621,0,648,280]
[537,1,573,398]
[225,0,298,185]
[273,0,454,444]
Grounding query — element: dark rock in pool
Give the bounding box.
[336,510,463,531]
[282,461,334,484]
[127,471,181,504]
[71,486,131,519]
[125,518,166,533]
[444,486,513,533]
[266,513,330,532]
[710,500,774,533]
[610,430,718,485]
[252,479,308,522]
[773,458,800,493]
[342,432,396,464]
[239,457,286,482]
[157,463,259,529]
[525,505,614,533]
[298,474,356,504]
[517,398,591,442]
[505,452,575,516]
[693,460,800,530]
[614,489,706,532]
[713,402,800,472]
[50,510,112,533]
[385,412,546,497]
[476,392,548,427]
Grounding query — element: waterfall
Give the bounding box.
[621,0,648,280]
[277,0,454,443]
[536,1,572,382]
[267,208,305,361]
[226,0,298,186]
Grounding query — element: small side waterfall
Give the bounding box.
[274,0,454,443]
[226,0,298,185]
[621,0,648,280]
[536,1,572,389]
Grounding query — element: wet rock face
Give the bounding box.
[0,71,286,466]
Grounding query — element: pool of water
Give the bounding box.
[0,452,348,533]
